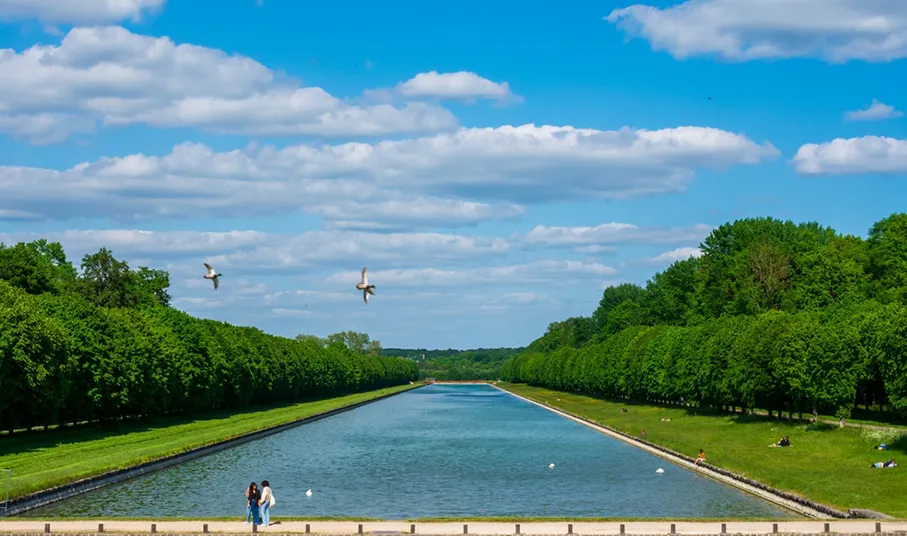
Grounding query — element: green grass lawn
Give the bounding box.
[0,385,418,501]
[498,383,907,519]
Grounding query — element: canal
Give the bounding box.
[25,384,795,519]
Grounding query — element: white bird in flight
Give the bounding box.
[203,263,222,290]
[355,266,376,304]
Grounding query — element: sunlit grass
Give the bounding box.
[0,385,418,500]
[498,383,907,519]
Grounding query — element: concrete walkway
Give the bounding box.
[2,520,906,535]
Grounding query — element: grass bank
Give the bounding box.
[498,383,907,519]
[0,385,418,501]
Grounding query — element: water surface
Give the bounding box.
[26,384,794,518]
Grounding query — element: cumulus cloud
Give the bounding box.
[606,0,907,63]
[523,222,713,247]
[0,125,777,224]
[0,229,511,273]
[649,247,703,264]
[0,26,457,143]
[0,0,164,24]
[792,136,907,175]
[325,260,617,287]
[396,71,518,103]
[845,99,904,121]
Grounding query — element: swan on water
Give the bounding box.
[549,463,555,469]
[656,468,664,473]
[306,489,312,496]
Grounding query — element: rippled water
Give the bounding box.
[25,384,793,518]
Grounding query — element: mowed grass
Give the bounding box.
[0,385,418,500]
[499,383,907,519]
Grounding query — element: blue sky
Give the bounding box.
[1,0,906,349]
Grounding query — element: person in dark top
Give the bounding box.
[246,482,261,525]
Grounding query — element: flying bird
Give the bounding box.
[355,266,376,304]
[203,262,222,290]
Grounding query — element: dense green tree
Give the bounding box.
[866,213,907,304]
[0,240,76,295]
[503,213,907,418]
[592,283,646,329]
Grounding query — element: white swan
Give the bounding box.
[549,463,555,469]
[305,489,312,496]
[355,266,376,304]
[656,468,664,473]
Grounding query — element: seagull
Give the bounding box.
[203,263,222,290]
[305,489,312,496]
[355,266,376,304]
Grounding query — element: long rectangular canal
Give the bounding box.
[24,384,795,519]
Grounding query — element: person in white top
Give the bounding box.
[259,480,274,526]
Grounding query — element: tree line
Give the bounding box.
[383,347,523,381]
[0,241,417,433]
[502,213,907,419]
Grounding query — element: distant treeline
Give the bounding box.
[0,241,417,433]
[384,347,524,380]
[502,214,907,419]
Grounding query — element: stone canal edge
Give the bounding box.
[493,385,879,521]
[1,520,907,535]
[2,385,426,517]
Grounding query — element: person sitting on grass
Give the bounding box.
[870,459,897,469]
[770,436,791,448]
[874,444,887,450]
[694,449,706,465]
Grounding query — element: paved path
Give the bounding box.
[2,520,906,535]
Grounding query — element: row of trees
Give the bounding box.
[502,214,907,419]
[0,242,417,432]
[384,347,522,380]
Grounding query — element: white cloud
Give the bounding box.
[606,0,907,63]
[792,136,907,175]
[0,229,511,272]
[650,247,703,263]
[523,222,713,247]
[0,125,776,224]
[0,26,457,143]
[324,260,617,287]
[845,99,904,121]
[0,0,164,24]
[396,71,518,103]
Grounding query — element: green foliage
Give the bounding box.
[384,347,523,380]
[0,239,76,295]
[0,241,417,432]
[504,213,907,419]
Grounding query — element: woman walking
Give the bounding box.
[245,482,261,525]
[259,480,274,527]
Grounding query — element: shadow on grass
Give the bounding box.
[518,384,907,435]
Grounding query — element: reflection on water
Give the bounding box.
[25,384,794,519]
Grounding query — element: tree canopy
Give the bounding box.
[0,241,417,432]
[502,213,907,419]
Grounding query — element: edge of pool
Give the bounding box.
[2,384,425,518]
[491,384,846,521]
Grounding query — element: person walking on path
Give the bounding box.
[245,482,261,525]
[259,480,274,526]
